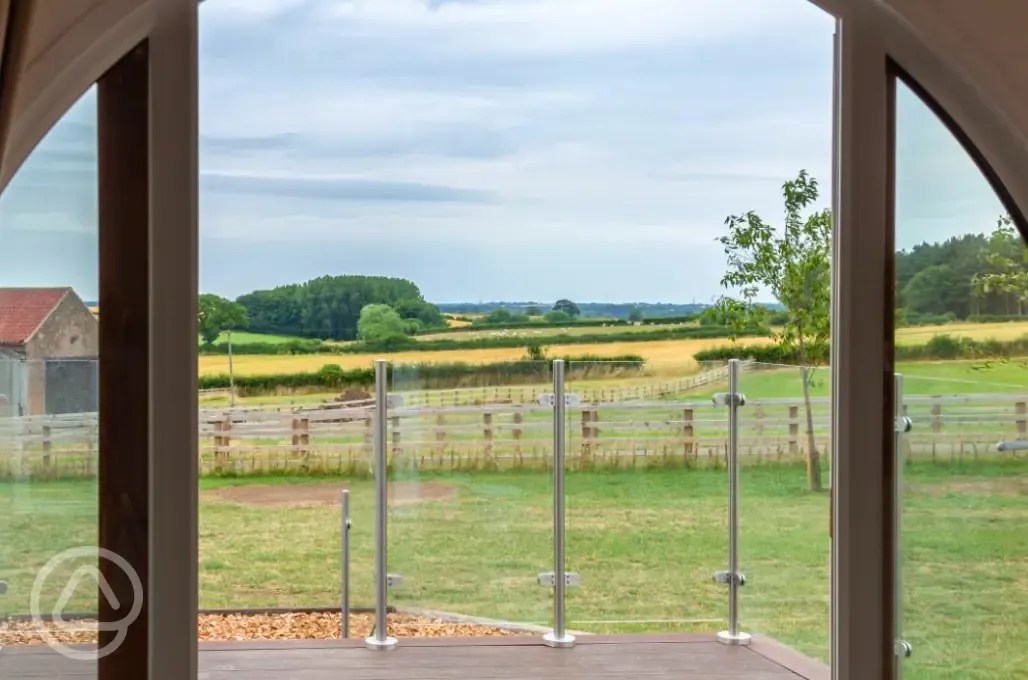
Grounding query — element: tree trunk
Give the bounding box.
[796,336,823,492]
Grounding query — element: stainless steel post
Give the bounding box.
[366,359,397,651]
[894,374,912,673]
[718,359,750,645]
[543,359,574,648]
[342,488,351,639]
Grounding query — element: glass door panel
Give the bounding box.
[0,89,99,674]
[893,75,1028,680]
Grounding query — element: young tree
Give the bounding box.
[628,307,644,322]
[715,169,831,492]
[357,304,409,346]
[197,293,248,346]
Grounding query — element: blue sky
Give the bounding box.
[0,0,1008,304]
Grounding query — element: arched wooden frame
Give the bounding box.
[1,2,1026,680]
[0,2,198,680]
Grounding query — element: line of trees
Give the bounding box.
[897,215,1028,319]
[197,275,446,346]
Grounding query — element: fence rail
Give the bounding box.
[3,385,1027,478]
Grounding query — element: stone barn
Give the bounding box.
[0,287,99,416]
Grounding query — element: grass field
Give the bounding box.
[202,331,327,345]
[194,358,1028,410]
[1,460,1024,680]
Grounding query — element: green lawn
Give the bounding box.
[684,359,1028,401]
[199,331,310,346]
[2,460,1025,680]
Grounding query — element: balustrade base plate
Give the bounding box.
[717,630,752,646]
[365,636,398,651]
[542,632,576,648]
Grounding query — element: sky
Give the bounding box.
[0,0,1009,305]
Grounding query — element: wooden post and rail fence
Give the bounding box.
[3,389,1028,479]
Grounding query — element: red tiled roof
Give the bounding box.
[0,288,71,345]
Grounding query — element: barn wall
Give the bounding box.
[23,291,100,414]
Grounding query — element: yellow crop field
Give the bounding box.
[196,322,1028,378]
[197,336,776,377]
[895,321,1028,344]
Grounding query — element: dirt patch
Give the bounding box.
[0,612,526,644]
[204,481,457,508]
[910,477,1028,498]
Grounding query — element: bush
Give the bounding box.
[966,314,1028,323]
[924,334,963,359]
[694,333,1028,364]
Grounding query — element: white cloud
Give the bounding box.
[318,0,831,55]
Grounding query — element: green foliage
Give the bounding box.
[357,304,409,346]
[524,305,541,317]
[196,323,764,357]
[924,334,963,360]
[970,215,1028,316]
[545,310,572,324]
[715,169,831,492]
[628,307,644,322]
[716,169,831,367]
[552,299,581,318]
[525,342,547,361]
[236,275,424,341]
[198,293,248,346]
[484,308,514,324]
[394,298,445,328]
[694,333,1028,363]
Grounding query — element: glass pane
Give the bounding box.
[737,361,831,663]
[564,359,728,634]
[387,361,552,636]
[0,89,99,674]
[894,77,1028,680]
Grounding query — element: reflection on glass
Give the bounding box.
[894,78,1028,680]
[0,89,99,673]
[736,361,831,663]
[564,359,729,635]
[387,362,553,636]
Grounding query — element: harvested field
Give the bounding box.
[204,481,458,508]
[0,612,525,645]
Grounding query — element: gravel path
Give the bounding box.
[1,612,527,645]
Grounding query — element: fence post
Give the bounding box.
[435,414,446,454]
[1016,401,1027,439]
[683,409,694,460]
[362,416,372,466]
[788,406,799,457]
[483,412,494,462]
[391,415,401,460]
[581,409,593,461]
[215,416,232,468]
[42,424,52,467]
[513,411,523,459]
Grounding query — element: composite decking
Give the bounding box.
[1,634,829,679]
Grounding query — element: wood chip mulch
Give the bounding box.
[0,612,528,645]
